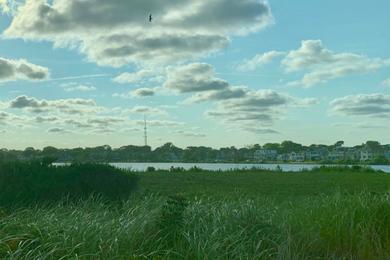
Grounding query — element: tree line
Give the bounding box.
[0,140,389,164]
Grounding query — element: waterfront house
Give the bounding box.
[254,149,278,161]
[305,150,322,161]
[345,148,360,161]
[288,152,305,162]
[360,149,374,161]
[328,150,345,161]
[277,153,289,161]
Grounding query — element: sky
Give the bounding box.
[0,0,389,149]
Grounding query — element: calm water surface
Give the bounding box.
[110,162,390,173]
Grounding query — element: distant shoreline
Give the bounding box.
[53,162,390,173]
[56,161,390,166]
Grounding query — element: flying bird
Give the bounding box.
[149,14,152,22]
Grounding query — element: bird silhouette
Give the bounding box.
[149,14,152,22]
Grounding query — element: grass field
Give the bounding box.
[138,166,390,199]
[0,163,389,259]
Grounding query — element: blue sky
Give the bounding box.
[0,0,389,149]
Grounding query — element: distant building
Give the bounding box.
[289,152,305,162]
[384,150,390,160]
[345,148,360,161]
[305,150,322,161]
[254,149,278,161]
[328,150,345,161]
[360,150,374,161]
[277,153,289,161]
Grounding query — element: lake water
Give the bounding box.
[110,162,390,173]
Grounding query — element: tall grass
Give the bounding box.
[0,193,389,259]
[0,161,139,207]
[0,162,389,258]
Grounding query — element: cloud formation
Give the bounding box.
[174,130,206,138]
[4,0,272,67]
[9,95,99,114]
[206,90,291,127]
[0,57,49,82]
[1,94,191,138]
[162,62,316,133]
[282,40,388,87]
[113,69,155,84]
[127,106,166,116]
[48,127,71,134]
[62,83,96,92]
[382,78,390,87]
[164,63,229,93]
[131,88,155,98]
[185,86,247,103]
[237,51,284,71]
[330,94,390,117]
[113,88,158,99]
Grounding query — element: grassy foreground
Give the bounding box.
[0,163,389,259]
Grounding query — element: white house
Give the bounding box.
[345,149,360,161]
[254,149,278,161]
[305,150,322,161]
[289,152,305,162]
[328,150,345,161]
[360,150,374,161]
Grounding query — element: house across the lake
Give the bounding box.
[360,150,375,161]
[254,149,278,161]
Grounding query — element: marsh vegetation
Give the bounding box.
[0,162,389,259]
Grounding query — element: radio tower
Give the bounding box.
[143,115,148,147]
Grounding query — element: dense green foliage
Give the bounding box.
[0,161,139,207]
[139,166,390,199]
[1,194,389,259]
[1,140,389,164]
[0,163,389,259]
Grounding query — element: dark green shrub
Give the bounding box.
[157,195,189,231]
[169,166,185,172]
[189,166,203,172]
[146,166,156,172]
[0,161,139,207]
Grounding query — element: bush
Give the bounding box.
[169,166,185,172]
[146,166,156,172]
[0,161,139,207]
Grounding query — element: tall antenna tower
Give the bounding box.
[143,115,148,147]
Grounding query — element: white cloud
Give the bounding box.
[113,87,156,99]
[136,119,185,128]
[8,95,100,114]
[4,0,272,67]
[163,62,316,133]
[174,130,206,138]
[183,86,247,104]
[131,88,155,98]
[0,111,9,124]
[35,116,59,123]
[206,89,296,130]
[282,40,389,87]
[237,51,284,71]
[330,93,390,117]
[48,127,71,134]
[0,0,10,13]
[63,84,96,92]
[113,69,155,84]
[0,94,197,140]
[382,78,390,87]
[127,106,167,116]
[0,57,49,82]
[0,0,20,15]
[164,63,229,93]
[242,126,280,134]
